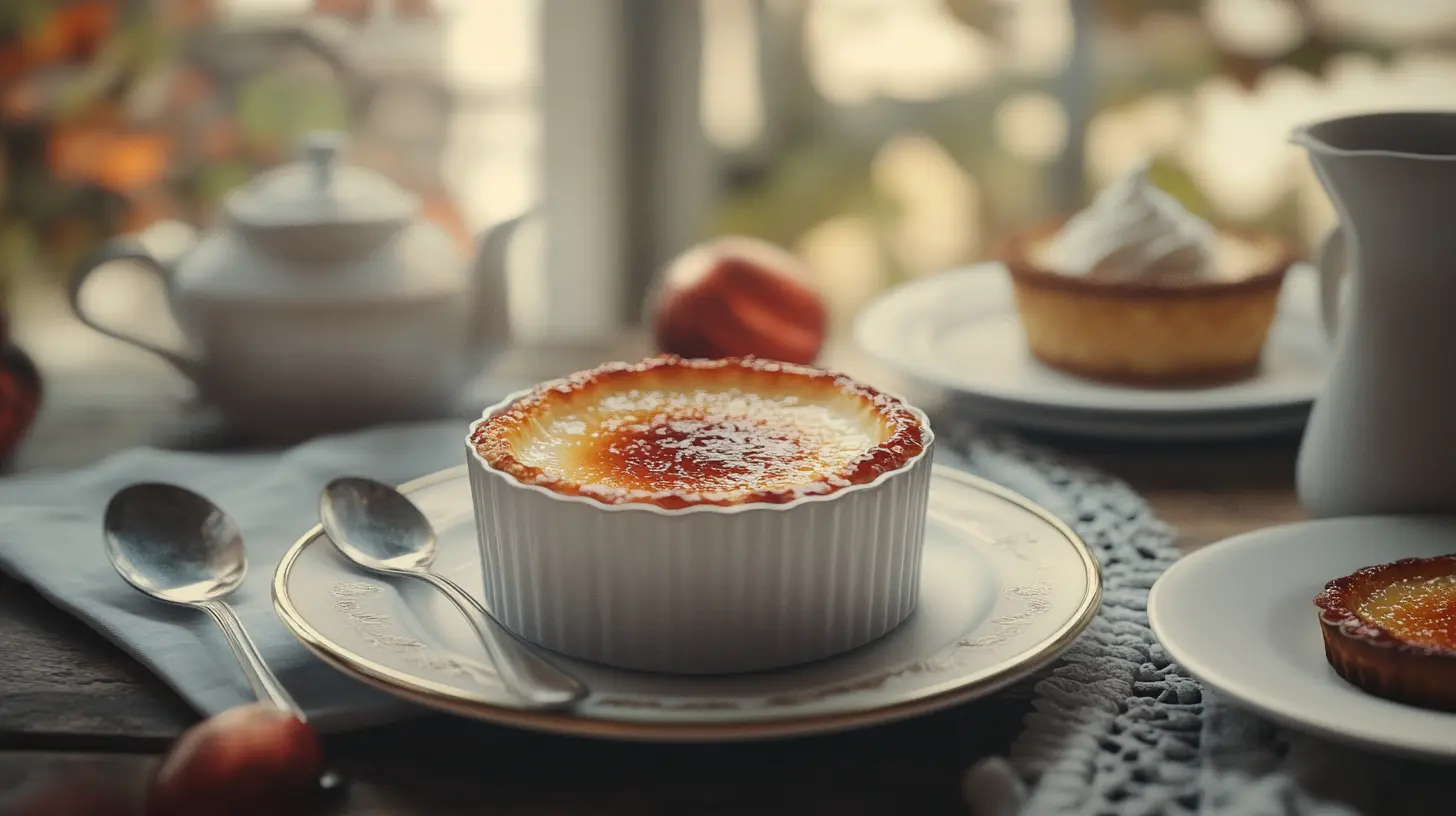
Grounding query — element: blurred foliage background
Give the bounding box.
[2,0,1454,332]
[0,0,467,311]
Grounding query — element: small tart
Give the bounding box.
[1001,219,1296,387]
[469,355,927,509]
[1314,554,1456,711]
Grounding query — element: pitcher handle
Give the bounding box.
[69,238,202,384]
[1314,226,1347,339]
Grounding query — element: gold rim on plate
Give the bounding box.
[272,465,1102,741]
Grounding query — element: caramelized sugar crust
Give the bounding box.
[470,356,927,509]
[1315,554,1456,711]
[1317,555,1456,653]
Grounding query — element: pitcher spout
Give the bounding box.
[1288,124,1321,152]
[1291,111,1456,160]
[1294,112,1456,250]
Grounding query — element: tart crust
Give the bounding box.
[469,355,927,509]
[1314,554,1456,711]
[1000,219,1296,387]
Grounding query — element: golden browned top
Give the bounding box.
[1317,554,1456,654]
[469,356,927,509]
[1355,575,1456,651]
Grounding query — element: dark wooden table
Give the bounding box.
[0,334,1307,814]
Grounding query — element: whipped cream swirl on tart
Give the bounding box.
[1041,161,1220,284]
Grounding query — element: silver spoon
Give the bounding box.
[319,476,587,709]
[103,483,344,792]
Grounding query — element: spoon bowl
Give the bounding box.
[104,482,248,605]
[317,476,436,573]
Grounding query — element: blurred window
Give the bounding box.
[7,0,1456,349]
[698,0,1456,328]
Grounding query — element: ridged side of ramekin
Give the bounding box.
[464,402,935,675]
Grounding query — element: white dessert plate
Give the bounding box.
[1148,516,1456,763]
[274,464,1101,742]
[938,396,1311,442]
[854,262,1327,439]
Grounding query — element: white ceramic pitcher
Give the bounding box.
[1294,111,1456,517]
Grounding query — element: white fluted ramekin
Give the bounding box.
[464,389,935,675]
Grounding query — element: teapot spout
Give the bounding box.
[467,212,531,371]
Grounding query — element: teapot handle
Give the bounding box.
[467,212,530,372]
[1314,226,1348,340]
[69,239,202,385]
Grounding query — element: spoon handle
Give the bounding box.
[412,570,587,709]
[200,600,349,796]
[200,600,306,719]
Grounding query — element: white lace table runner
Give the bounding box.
[940,420,1450,816]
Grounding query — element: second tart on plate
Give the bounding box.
[1000,163,1297,388]
[1315,553,1456,712]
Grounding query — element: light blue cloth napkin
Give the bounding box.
[0,419,476,731]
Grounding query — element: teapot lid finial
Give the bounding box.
[225,130,419,231]
[303,131,347,193]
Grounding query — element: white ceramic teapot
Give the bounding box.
[69,131,526,443]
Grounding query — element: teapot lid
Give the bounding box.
[225,132,419,229]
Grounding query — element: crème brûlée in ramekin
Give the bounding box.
[1001,162,1297,387]
[466,355,935,674]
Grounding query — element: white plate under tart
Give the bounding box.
[1148,516,1456,763]
[853,262,1327,440]
[272,465,1101,742]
